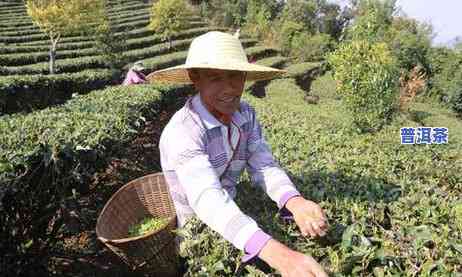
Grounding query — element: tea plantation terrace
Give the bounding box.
[0,0,266,114]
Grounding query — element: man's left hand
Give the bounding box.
[285,196,328,238]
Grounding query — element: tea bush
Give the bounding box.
[328,40,399,132]
[148,0,190,47]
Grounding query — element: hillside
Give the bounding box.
[1,0,461,276]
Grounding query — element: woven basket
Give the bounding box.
[96,173,179,276]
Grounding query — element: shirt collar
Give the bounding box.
[191,94,247,130]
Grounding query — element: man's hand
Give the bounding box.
[259,239,328,277]
[285,196,328,237]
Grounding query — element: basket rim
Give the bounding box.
[96,172,177,244]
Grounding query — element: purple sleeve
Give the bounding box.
[241,192,301,263]
[278,191,301,220]
[242,230,272,263]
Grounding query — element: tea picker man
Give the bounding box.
[148,31,329,277]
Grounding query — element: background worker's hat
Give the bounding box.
[131,61,145,72]
[146,31,285,84]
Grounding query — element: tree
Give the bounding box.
[279,0,318,34]
[317,1,349,41]
[94,1,130,79]
[428,47,462,101]
[346,0,396,42]
[452,36,462,52]
[276,0,350,40]
[148,0,190,49]
[26,0,107,74]
[246,0,281,22]
[385,16,433,73]
[94,20,129,80]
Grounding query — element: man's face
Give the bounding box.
[189,68,246,115]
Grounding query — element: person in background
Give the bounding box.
[233,28,240,38]
[122,61,147,85]
[148,31,328,277]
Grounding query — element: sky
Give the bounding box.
[331,0,462,46]
[396,0,462,46]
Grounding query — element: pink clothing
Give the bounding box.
[122,70,146,85]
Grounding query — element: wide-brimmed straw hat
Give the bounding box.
[146,31,285,84]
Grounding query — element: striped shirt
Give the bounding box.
[159,94,300,259]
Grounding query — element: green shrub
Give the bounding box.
[225,0,247,27]
[199,0,247,28]
[239,0,281,46]
[176,217,266,276]
[148,0,190,47]
[279,0,317,33]
[0,41,95,55]
[0,15,153,44]
[385,17,432,73]
[328,40,399,132]
[244,0,273,41]
[283,62,321,79]
[347,0,394,42]
[290,33,335,62]
[0,70,114,114]
[428,48,462,101]
[244,45,279,61]
[451,87,462,117]
[255,56,289,68]
[277,20,304,56]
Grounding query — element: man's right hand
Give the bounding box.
[258,239,328,277]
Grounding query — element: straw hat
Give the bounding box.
[146,31,285,84]
[131,61,145,72]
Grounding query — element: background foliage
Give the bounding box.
[329,40,399,132]
[148,0,190,47]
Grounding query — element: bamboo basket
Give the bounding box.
[96,173,179,276]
